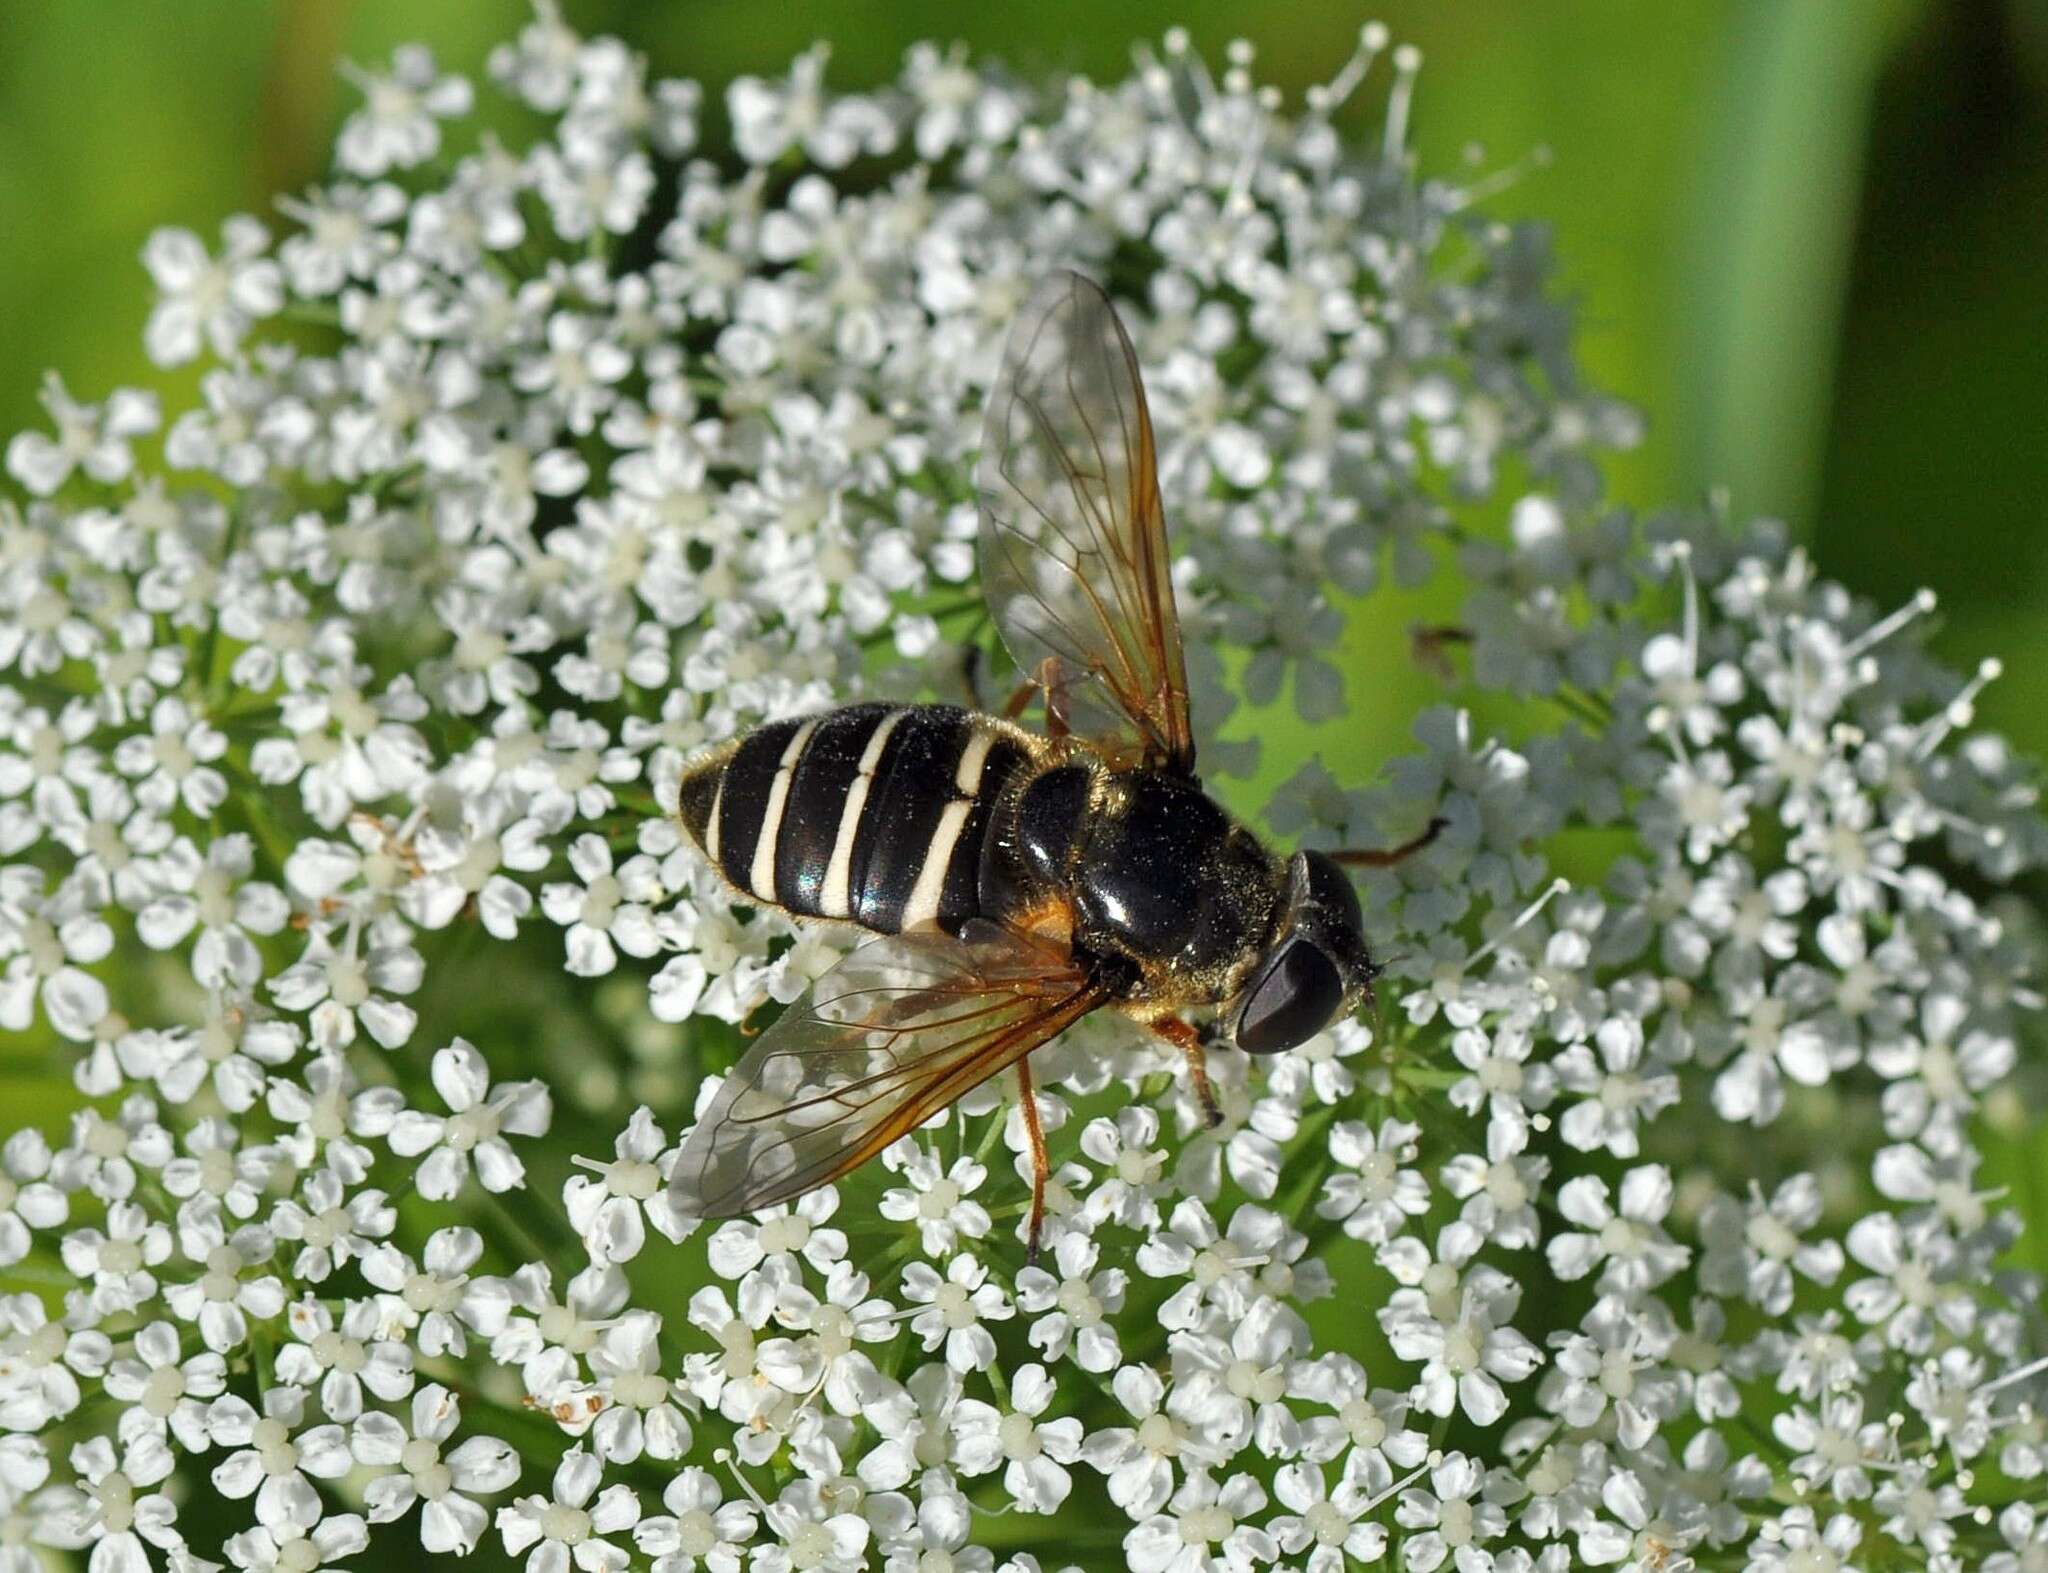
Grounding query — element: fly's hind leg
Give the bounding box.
[1000,679,1037,720]
[1331,817,1448,869]
[994,656,1071,739]
[1039,658,1071,739]
[1150,1016,1224,1129]
[1012,656,1070,739]
[1016,1054,1050,1266]
[1409,623,1472,682]
[960,644,988,710]
[962,641,1028,715]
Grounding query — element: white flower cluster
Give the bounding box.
[0,6,2042,1571]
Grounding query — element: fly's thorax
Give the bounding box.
[1062,766,1285,1005]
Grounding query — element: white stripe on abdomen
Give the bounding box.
[818,709,907,919]
[898,798,975,931]
[899,721,1000,931]
[748,718,820,903]
[704,773,725,864]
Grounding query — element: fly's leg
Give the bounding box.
[998,656,1070,739]
[1331,817,1448,869]
[1150,1016,1223,1129]
[1016,1054,1050,1266]
[1409,623,1473,682]
[1037,656,1070,740]
[964,642,1028,715]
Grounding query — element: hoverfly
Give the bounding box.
[671,271,1439,1257]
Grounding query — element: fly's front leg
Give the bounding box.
[1016,1054,1050,1266]
[1149,1015,1223,1129]
[1331,816,1448,869]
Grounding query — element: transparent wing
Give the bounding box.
[977,270,1195,770]
[670,921,1107,1220]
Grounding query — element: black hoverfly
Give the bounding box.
[670,271,1438,1257]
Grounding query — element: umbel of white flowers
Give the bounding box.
[0,7,2043,1572]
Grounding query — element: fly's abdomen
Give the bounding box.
[677,704,1032,936]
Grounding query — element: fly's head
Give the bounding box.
[1229,851,1376,1056]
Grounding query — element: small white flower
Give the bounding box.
[879,1148,992,1257]
[492,1260,628,1380]
[160,1211,289,1354]
[1396,1452,1507,1573]
[751,1477,871,1573]
[267,925,422,1052]
[4,372,159,497]
[1551,1015,1679,1157]
[1773,1393,1887,1500]
[901,1252,1013,1374]
[45,1433,184,1570]
[1080,1364,1228,1520]
[1699,1175,1844,1315]
[565,1106,691,1262]
[1544,1164,1691,1295]
[541,834,664,977]
[1842,1212,1972,1353]
[224,1512,371,1572]
[1271,1458,1392,1572]
[141,216,283,365]
[359,1226,506,1358]
[951,1363,1083,1513]
[1079,1107,1171,1230]
[1125,1469,1276,1573]
[134,833,289,989]
[1541,1295,1683,1450]
[1743,1506,1864,1573]
[336,45,473,176]
[274,1295,415,1423]
[0,1292,111,1430]
[101,1319,225,1452]
[354,1383,519,1554]
[631,1466,757,1573]
[0,1129,67,1266]
[705,1185,846,1283]
[59,1200,173,1317]
[1169,1295,1308,1460]
[268,1164,395,1283]
[0,881,115,1043]
[382,1038,551,1199]
[1015,1232,1125,1373]
[1317,1116,1430,1243]
[1386,1286,1542,1428]
[207,1385,353,1534]
[578,1311,692,1464]
[754,1259,896,1416]
[496,1445,641,1573]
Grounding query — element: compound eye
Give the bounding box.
[1300,850,1363,933]
[1234,939,1344,1055]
